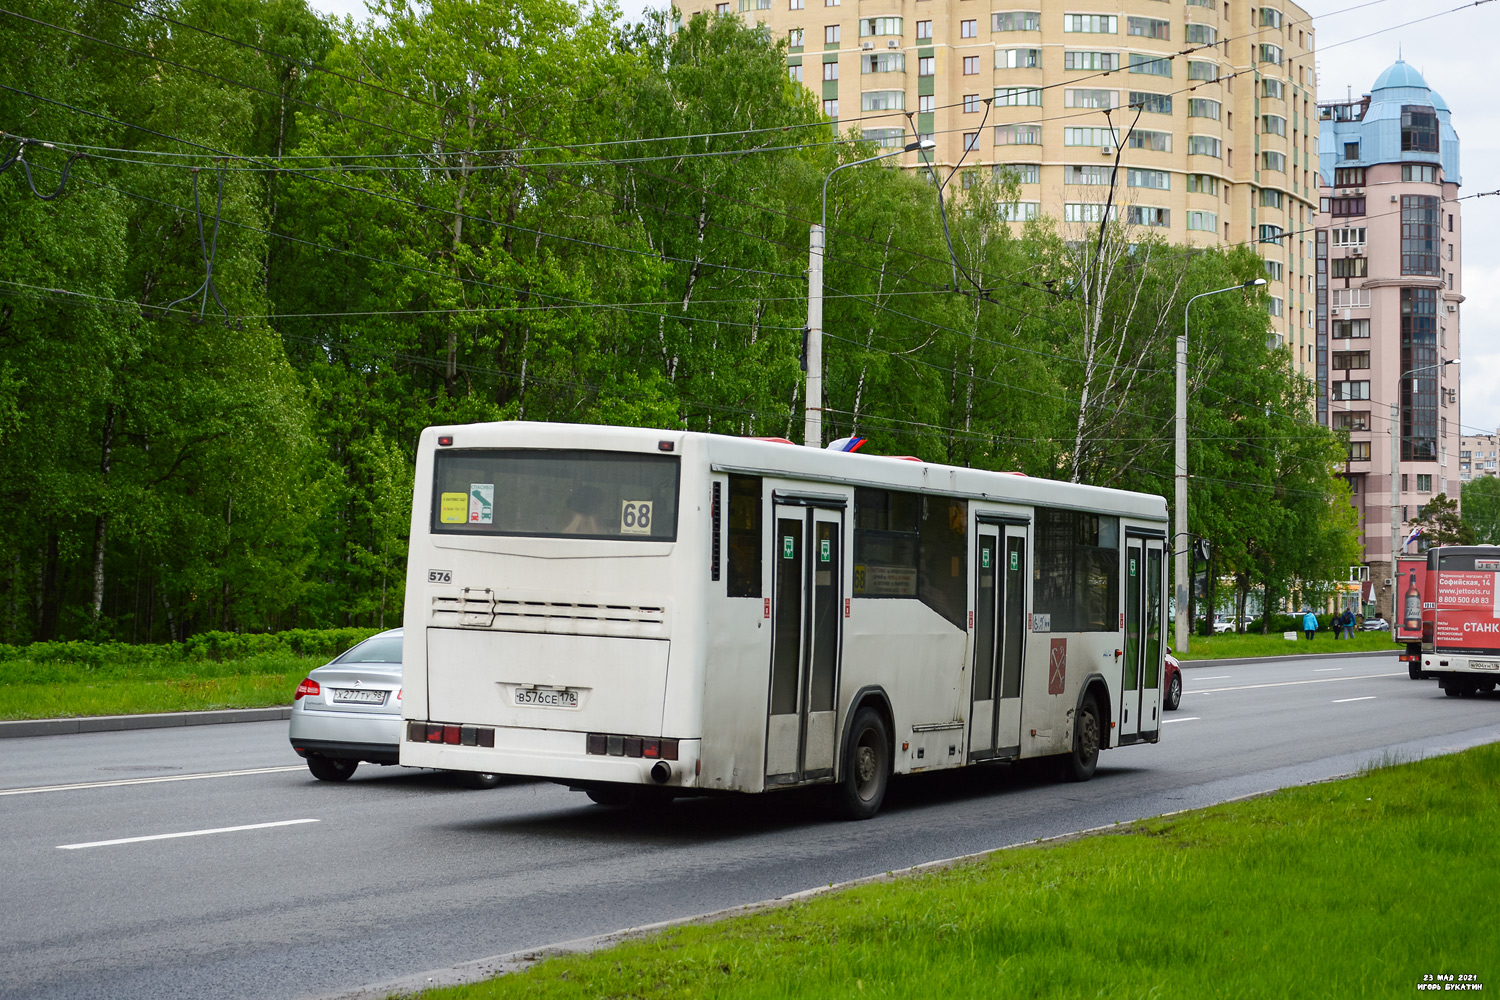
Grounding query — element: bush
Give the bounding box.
[0,628,381,667]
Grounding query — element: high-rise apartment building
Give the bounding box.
[1314,60,1463,600]
[1460,431,1496,483]
[683,0,1320,353]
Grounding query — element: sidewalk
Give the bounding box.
[0,706,291,740]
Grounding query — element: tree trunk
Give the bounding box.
[91,404,115,621]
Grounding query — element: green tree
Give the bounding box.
[1411,492,1472,547]
[1462,477,1500,545]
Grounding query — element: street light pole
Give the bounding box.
[805,138,935,449]
[1388,357,1459,621]
[1176,277,1266,653]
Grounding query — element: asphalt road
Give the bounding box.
[2,652,1497,1000]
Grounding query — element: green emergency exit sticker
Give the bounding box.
[982,548,991,569]
[783,536,795,559]
[1010,551,1019,571]
[820,539,830,562]
[1130,557,1138,577]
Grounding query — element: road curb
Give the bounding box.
[0,706,291,740]
[1180,648,1401,668]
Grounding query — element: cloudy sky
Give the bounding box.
[307,0,1498,436]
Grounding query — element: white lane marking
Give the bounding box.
[1193,671,1403,695]
[58,818,319,850]
[1162,717,1200,724]
[0,765,305,797]
[1195,675,1231,680]
[1333,696,1377,704]
[1314,667,1344,673]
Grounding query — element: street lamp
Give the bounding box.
[1388,357,1459,621]
[1175,277,1267,653]
[804,137,936,449]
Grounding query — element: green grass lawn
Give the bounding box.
[0,651,321,719]
[414,744,1500,999]
[1175,628,1403,661]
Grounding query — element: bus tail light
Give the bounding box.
[586,733,678,760]
[407,721,494,747]
[295,678,320,700]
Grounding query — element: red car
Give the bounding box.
[1163,649,1183,711]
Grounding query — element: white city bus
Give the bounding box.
[400,422,1168,818]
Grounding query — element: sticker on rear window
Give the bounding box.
[469,483,494,524]
[440,493,467,523]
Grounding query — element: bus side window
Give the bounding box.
[727,475,762,597]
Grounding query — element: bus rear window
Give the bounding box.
[431,449,680,541]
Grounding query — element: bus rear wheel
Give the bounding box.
[307,756,357,782]
[834,707,890,820]
[1063,695,1101,782]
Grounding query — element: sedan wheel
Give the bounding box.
[1165,672,1182,711]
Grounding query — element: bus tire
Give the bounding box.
[584,785,636,807]
[1409,661,1423,680]
[834,707,890,820]
[460,771,503,790]
[1064,694,1101,783]
[307,756,357,782]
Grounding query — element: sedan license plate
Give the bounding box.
[515,687,579,709]
[331,688,387,705]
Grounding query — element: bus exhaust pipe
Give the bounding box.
[650,760,672,784]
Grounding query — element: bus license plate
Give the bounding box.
[1470,660,1500,671]
[332,688,387,705]
[515,687,579,708]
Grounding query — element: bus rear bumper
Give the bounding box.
[400,726,701,788]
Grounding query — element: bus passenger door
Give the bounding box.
[969,522,1028,761]
[766,502,843,785]
[1120,536,1164,740]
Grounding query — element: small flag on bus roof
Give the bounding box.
[826,436,867,453]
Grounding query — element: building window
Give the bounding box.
[1127,129,1171,152]
[963,55,980,74]
[1129,54,1172,76]
[1332,350,1371,370]
[1334,411,1371,432]
[1127,168,1170,190]
[1187,61,1218,81]
[861,90,905,111]
[1334,167,1365,187]
[1331,319,1371,339]
[915,19,931,39]
[1065,164,1114,185]
[1065,51,1120,71]
[790,0,803,8]
[1260,189,1283,209]
[715,2,728,12]
[1348,441,1372,462]
[1065,89,1117,109]
[1331,381,1371,401]
[1126,205,1170,227]
[1262,151,1286,172]
[1269,296,1283,316]
[1261,6,1284,27]
[788,64,803,82]
[822,98,840,118]
[1187,135,1221,157]
[1259,224,1284,244]
[1402,195,1441,275]
[1189,98,1221,120]
[1063,126,1120,147]
[1403,164,1438,183]
[1128,16,1169,39]
[1418,474,1433,492]
[1262,78,1284,100]
[996,48,1042,69]
[964,131,980,151]
[1262,114,1286,136]
[1064,14,1117,33]
[1401,105,1438,152]
[824,24,840,43]
[1064,203,1116,223]
[1401,286,1439,462]
[998,201,1041,221]
[962,93,981,113]
[1129,91,1172,114]
[823,61,839,80]
[993,10,1041,32]
[859,17,903,36]
[994,123,1041,145]
[1264,260,1283,281]
[1258,43,1283,65]
[1186,210,1218,232]
[862,128,905,148]
[1184,23,1216,45]
[960,18,977,37]
[862,53,905,73]
[918,56,934,76]
[1330,197,1365,217]
[1331,257,1368,279]
[994,87,1042,107]
[918,94,935,113]
[789,28,805,46]
[995,163,1040,184]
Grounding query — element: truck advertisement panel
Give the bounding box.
[1433,553,1500,653]
[1395,556,1429,642]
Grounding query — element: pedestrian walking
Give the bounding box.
[1340,608,1355,640]
[1302,609,1318,641]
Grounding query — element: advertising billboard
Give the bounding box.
[1395,556,1429,642]
[1432,551,1500,653]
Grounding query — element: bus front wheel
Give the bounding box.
[1063,695,1101,782]
[834,707,890,820]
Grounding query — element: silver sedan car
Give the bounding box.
[288,628,499,787]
